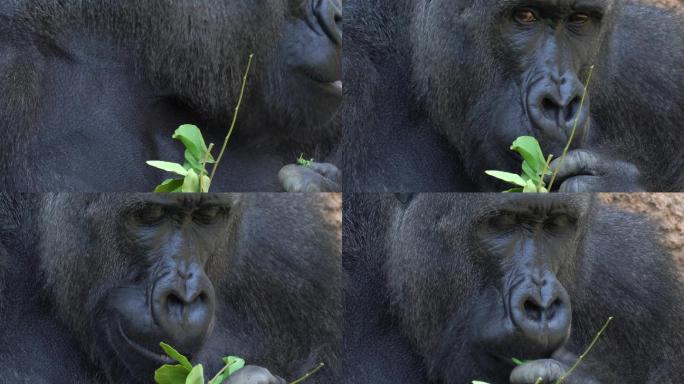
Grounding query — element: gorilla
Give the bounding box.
[343,193,684,383]
[0,193,341,384]
[0,0,342,192]
[343,0,684,192]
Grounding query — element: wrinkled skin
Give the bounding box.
[0,0,342,191]
[343,193,684,383]
[343,0,683,192]
[1,194,341,384]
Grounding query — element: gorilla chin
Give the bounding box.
[94,279,216,383]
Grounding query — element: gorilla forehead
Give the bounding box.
[44,193,236,211]
[410,193,592,219]
[495,0,613,9]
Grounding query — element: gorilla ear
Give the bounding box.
[395,193,415,205]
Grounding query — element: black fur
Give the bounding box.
[343,193,684,383]
[0,1,342,191]
[342,0,684,192]
[0,193,342,384]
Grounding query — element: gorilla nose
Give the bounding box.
[152,266,215,351]
[315,0,342,46]
[510,274,571,350]
[527,74,589,142]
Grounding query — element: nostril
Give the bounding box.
[523,298,543,322]
[541,97,560,122]
[564,96,582,123]
[542,97,558,111]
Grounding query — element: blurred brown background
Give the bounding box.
[599,194,684,275]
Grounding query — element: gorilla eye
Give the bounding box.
[568,13,591,25]
[547,215,577,229]
[135,205,166,226]
[194,206,227,225]
[488,213,518,230]
[513,9,538,24]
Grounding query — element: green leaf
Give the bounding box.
[222,356,246,376]
[173,125,214,163]
[182,169,201,193]
[472,381,491,384]
[159,342,193,371]
[200,174,211,193]
[173,125,206,160]
[185,364,204,384]
[523,179,539,192]
[154,179,184,193]
[521,161,540,183]
[184,150,203,173]
[209,373,228,384]
[155,364,190,384]
[502,188,524,193]
[485,171,527,187]
[512,357,526,366]
[147,161,189,177]
[511,136,546,172]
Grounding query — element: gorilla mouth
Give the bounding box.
[313,77,343,96]
[298,70,343,96]
[117,321,175,365]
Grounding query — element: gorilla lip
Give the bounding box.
[117,322,175,365]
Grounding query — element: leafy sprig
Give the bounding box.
[154,342,323,384]
[485,65,595,193]
[297,153,314,168]
[147,54,255,193]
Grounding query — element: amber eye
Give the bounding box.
[514,9,538,24]
[568,12,591,25]
[135,205,165,225]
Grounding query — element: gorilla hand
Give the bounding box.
[223,366,286,384]
[279,162,341,192]
[509,359,566,384]
[547,149,644,192]
[510,349,601,384]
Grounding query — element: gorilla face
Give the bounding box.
[135,0,341,139]
[412,0,614,189]
[385,194,592,381]
[39,194,237,383]
[268,0,343,132]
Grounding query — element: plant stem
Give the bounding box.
[289,362,325,384]
[548,65,595,191]
[537,154,554,192]
[534,378,543,384]
[202,143,215,173]
[555,316,613,384]
[209,53,255,184]
[208,363,230,384]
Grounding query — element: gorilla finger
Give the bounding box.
[548,150,601,183]
[510,359,565,384]
[223,365,282,384]
[308,162,342,183]
[278,165,340,192]
[558,175,601,193]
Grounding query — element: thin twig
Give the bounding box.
[202,143,215,172]
[208,363,230,384]
[548,65,595,191]
[537,154,554,191]
[209,53,255,183]
[289,362,325,384]
[555,316,613,384]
